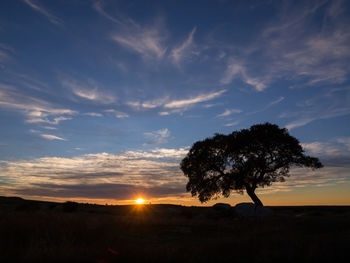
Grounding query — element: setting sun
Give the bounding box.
[136,198,145,205]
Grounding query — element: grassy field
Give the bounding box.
[0,196,349,263]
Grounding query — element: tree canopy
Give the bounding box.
[180,123,323,206]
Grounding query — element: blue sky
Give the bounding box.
[0,0,349,205]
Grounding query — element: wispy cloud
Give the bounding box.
[0,43,14,64]
[247,96,285,115]
[336,137,350,149]
[220,60,267,91]
[111,27,167,59]
[217,1,350,92]
[0,50,10,63]
[94,1,168,60]
[158,111,170,116]
[144,128,170,144]
[93,0,123,25]
[170,27,197,64]
[224,121,239,127]
[105,109,129,118]
[302,137,350,158]
[95,1,203,64]
[269,96,285,106]
[257,164,350,196]
[217,108,242,118]
[43,126,57,130]
[22,0,63,26]
[1,70,50,93]
[164,89,226,109]
[85,112,103,117]
[126,90,226,115]
[40,134,66,141]
[283,87,350,130]
[0,83,77,125]
[260,0,350,88]
[127,97,169,111]
[95,1,166,60]
[26,116,72,125]
[302,142,340,157]
[59,75,116,104]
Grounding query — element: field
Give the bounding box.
[0,196,349,263]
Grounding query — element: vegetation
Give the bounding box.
[181,123,323,206]
[0,196,349,263]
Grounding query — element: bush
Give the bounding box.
[62,201,78,212]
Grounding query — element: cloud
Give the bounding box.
[269,96,285,106]
[302,142,341,157]
[0,147,189,201]
[126,90,226,115]
[101,1,167,61]
[42,126,57,130]
[217,1,350,93]
[95,1,199,63]
[283,87,350,130]
[0,50,10,63]
[40,134,66,141]
[1,145,348,201]
[26,116,72,125]
[247,96,285,115]
[0,43,14,64]
[12,182,186,200]
[256,164,350,195]
[111,28,167,59]
[93,0,123,25]
[224,121,239,127]
[105,109,129,118]
[123,147,189,160]
[302,137,350,158]
[59,75,116,104]
[260,0,350,87]
[144,128,170,144]
[127,97,169,111]
[164,89,226,109]
[1,70,50,93]
[0,83,77,124]
[336,137,350,149]
[85,112,103,117]
[217,108,242,118]
[170,27,197,64]
[220,60,267,91]
[0,43,15,54]
[285,118,313,131]
[22,0,63,26]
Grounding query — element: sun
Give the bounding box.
[136,198,145,205]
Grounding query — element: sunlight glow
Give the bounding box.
[136,198,145,204]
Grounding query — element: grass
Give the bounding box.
[0,196,349,262]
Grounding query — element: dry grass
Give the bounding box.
[0,197,349,263]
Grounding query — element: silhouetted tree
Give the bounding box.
[180,123,323,207]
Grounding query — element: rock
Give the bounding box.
[213,203,232,211]
[235,202,273,218]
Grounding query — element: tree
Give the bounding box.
[180,123,323,207]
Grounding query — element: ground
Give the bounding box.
[0,196,349,262]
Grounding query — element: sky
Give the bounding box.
[0,0,349,206]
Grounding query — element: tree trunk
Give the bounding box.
[245,185,263,207]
